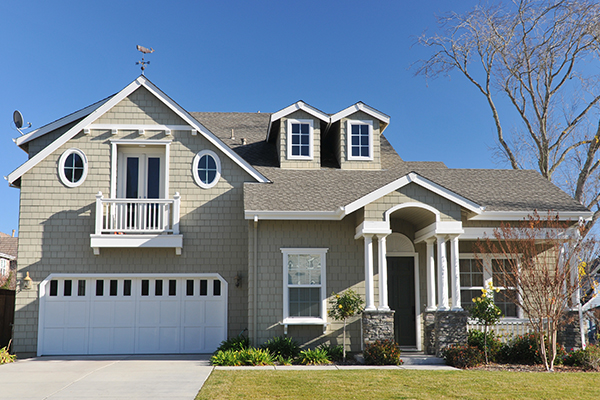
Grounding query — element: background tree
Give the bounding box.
[476,212,597,371]
[415,0,600,230]
[328,289,364,362]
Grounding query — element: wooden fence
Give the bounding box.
[0,289,15,348]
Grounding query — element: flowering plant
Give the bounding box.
[328,289,364,362]
[470,282,502,363]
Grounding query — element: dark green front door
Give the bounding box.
[387,257,416,346]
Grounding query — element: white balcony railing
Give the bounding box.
[94,191,180,235]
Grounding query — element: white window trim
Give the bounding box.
[192,150,222,189]
[459,254,522,319]
[58,148,88,188]
[286,119,314,160]
[346,120,373,161]
[0,259,7,276]
[281,248,328,326]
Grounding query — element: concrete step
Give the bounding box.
[354,351,446,366]
[400,352,446,365]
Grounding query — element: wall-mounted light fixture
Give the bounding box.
[23,271,32,290]
[234,273,242,287]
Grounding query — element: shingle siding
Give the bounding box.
[13,92,255,355]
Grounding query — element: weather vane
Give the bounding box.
[136,45,154,74]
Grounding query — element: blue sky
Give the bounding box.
[0,1,512,236]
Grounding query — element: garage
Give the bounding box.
[37,274,227,356]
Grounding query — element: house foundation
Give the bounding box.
[362,310,395,346]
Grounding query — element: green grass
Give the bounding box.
[196,369,600,399]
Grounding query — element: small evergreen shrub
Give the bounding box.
[299,348,331,365]
[442,345,484,368]
[563,348,587,367]
[468,330,503,362]
[317,343,344,362]
[260,336,300,359]
[210,348,274,366]
[211,349,243,366]
[364,339,402,365]
[497,333,566,365]
[0,345,15,364]
[215,333,250,353]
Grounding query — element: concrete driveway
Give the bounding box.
[0,355,213,400]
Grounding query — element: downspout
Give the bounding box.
[253,215,258,345]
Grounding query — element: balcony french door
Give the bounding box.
[117,150,165,231]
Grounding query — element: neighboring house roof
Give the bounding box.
[0,236,18,259]
[7,76,269,188]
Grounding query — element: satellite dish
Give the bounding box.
[13,110,31,135]
[13,110,23,129]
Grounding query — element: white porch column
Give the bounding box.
[377,234,390,310]
[450,235,462,310]
[363,234,376,311]
[425,238,436,311]
[436,235,450,311]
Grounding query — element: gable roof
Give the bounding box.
[266,101,330,142]
[0,236,17,259]
[330,102,390,128]
[7,76,269,187]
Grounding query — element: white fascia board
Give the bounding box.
[267,101,330,142]
[8,78,144,186]
[139,77,269,184]
[469,210,593,221]
[8,76,269,186]
[330,102,390,125]
[90,234,183,249]
[460,227,562,240]
[354,221,392,239]
[244,208,345,221]
[344,172,484,217]
[15,97,112,147]
[0,252,15,261]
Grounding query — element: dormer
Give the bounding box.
[267,101,330,169]
[330,102,390,170]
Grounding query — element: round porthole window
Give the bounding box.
[193,150,221,189]
[58,148,88,188]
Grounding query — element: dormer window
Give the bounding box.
[287,119,313,160]
[347,120,373,161]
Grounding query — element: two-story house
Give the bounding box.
[7,76,592,357]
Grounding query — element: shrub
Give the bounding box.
[497,333,566,365]
[564,345,600,370]
[317,343,344,362]
[211,349,243,366]
[240,348,274,366]
[260,336,300,359]
[563,349,587,367]
[0,344,15,365]
[364,339,402,365]
[442,345,484,368]
[210,348,274,366]
[468,330,503,362]
[215,333,250,353]
[299,348,331,365]
[276,354,294,365]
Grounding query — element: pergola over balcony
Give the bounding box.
[90,191,183,255]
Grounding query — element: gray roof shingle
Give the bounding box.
[191,112,589,214]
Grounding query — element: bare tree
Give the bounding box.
[415,0,600,229]
[476,212,597,371]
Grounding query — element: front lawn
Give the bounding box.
[196,369,600,399]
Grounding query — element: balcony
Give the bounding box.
[90,191,183,255]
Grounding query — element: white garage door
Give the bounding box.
[37,274,227,356]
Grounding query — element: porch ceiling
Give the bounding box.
[389,207,436,231]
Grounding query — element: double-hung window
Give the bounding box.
[282,248,327,323]
[459,255,519,318]
[287,119,313,159]
[347,120,373,160]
